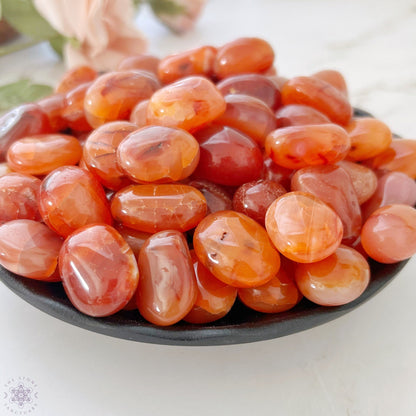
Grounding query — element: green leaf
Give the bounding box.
[1,0,59,41]
[0,79,53,112]
[48,34,65,58]
[148,0,185,16]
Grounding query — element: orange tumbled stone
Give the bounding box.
[265,192,343,263]
[114,224,152,258]
[146,76,226,132]
[193,210,280,288]
[117,125,200,183]
[312,69,348,96]
[275,104,331,127]
[129,99,150,127]
[111,184,207,233]
[0,219,62,281]
[55,65,97,94]
[37,93,68,132]
[117,54,160,75]
[59,224,139,317]
[7,134,82,176]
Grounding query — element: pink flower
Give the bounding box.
[33,0,147,71]
[155,0,207,34]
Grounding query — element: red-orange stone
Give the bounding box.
[129,99,150,127]
[158,45,217,84]
[114,224,152,258]
[312,69,348,96]
[55,65,97,94]
[265,192,343,263]
[37,94,68,132]
[0,163,12,178]
[111,184,207,233]
[117,125,200,183]
[193,210,280,288]
[137,230,197,326]
[146,76,226,132]
[117,54,160,75]
[0,219,62,281]
[213,37,274,80]
[295,245,370,306]
[83,121,137,190]
[0,173,41,224]
[59,224,139,317]
[238,268,302,313]
[265,124,350,170]
[281,76,353,125]
[85,70,160,128]
[184,251,237,324]
[7,134,82,176]
[39,166,112,237]
[275,104,331,127]
[261,157,294,189]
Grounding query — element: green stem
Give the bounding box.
[0,39,42,58]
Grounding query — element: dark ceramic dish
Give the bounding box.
[0,108,408,346]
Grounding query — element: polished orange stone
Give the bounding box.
[114,224,152,258]
[85,70,160,128]
[193,210,280,288]
[146,76,226,132]
[7,134,82,176]
[213,37,274,79]
[137,230,197,326]
[0,162,12,178]
[39,166,112,237]
[117,125,200,183]
[83,121,137,190]
[281,76,353,125]
[0,173,42,224]
[158,45,217,84]
[265,192,343,263]
[55,65,98,94]
[295,245,370,306]
[129,99,150,127]
[37,93,68,132]
[261,157,294,189]
[312,69,348,96]
[0,219,62,280]
[275,104,331,127]
[59,224,139,316]
[117,54,160,75]
[238,268,302,313]
[111,184,207,233]
[265,124,350,170]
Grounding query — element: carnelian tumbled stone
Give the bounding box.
[184,251,237,324]
[361,204,416,263]
[59,224,139,317]
[83,121,137,190]
[193,210,280,288]
[265,192,343,263]
[114,224,152,258]
[146,76,226,132]
[265,124,350,170]
[281,76,353,125]
[39,166,112,237]
[117,125,200,183]
[238,268,302,313]
[129,99,150,127]
[137,230,197,326]
[84,70,160,128]
[0,173,41,224]
[312,69,348,96]
[37,94,68,132]
[55,65,97,94]
[0,219,62,281]
[111,184,207,233]
[213,37,274,80]
[261,157,293,189]
[7,134,82,176]
[275,104,331,127]
[117,54,160,75]
[295,245,370,306]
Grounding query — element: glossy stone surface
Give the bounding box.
[111,184,207,233]
[193,126,263,186]
[361,204,416,263]
[0,173,42,224]
[37,93,68,132]
[0,219,62,280]
[281,76,353,125]
[85,70,160,128]
[291,165,362,244]
[265,192,343,263]
[213,37,274,79]
[0,162,12,178]
[129,99,149,127]
[146,76,226,132]
[137,230,197,326]
[158,45,217,84]
[83,121,137,190]
[312,69,348,96]
[233,179,286,225]
[238,268,302,313]
[7,134,82,176]
[275,104,331,127]
[117,125,200,183]
[55,65,97,94]
[265,124,350,170]
[117,54,160,75]
[59,224,139,317]
[114,224,152,257]
[295,245,370,306]
[39,166,112,237]
[193,210,280,288]
[261,157,293,189]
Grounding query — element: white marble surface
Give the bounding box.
[0,0,415,415]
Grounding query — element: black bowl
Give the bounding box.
[0,108,408,346]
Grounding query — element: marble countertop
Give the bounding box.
[0,0,415,415]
